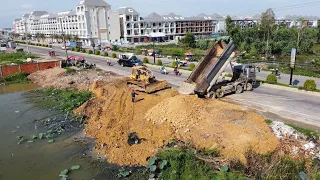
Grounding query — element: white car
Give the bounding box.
[61,45,70,50]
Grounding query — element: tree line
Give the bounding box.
[226,8,319,56]
[10,32,80,43]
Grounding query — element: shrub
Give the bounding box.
[88,50,93,54]
[189,63,196,71]
[172,61,178,68]
[71,47,75,51]
[82,49,86,53]
[143,57,149,64]
[46,44,49,47]
[65,67,76,74]
[157,59,162,65]
[103,52,108,56]
[303,79,317,91]
[76,48,80,52]
[112,45,119,51]
[112,53,117,58]
[4,72,29,84]
[266,74,277,84]
[95,50,100,55]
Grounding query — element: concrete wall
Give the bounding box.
[108,11,121,42]
[0,61,60,78]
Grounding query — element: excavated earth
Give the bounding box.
[28,68,279,166]
[75,79,279,166]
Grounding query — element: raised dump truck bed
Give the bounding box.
[179,40,235,95]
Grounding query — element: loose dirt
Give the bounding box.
[75,79,279,166]
[28,67,121,90]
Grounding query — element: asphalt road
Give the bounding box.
[20,45,320,128]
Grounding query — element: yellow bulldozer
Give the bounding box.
[127,66,169,93]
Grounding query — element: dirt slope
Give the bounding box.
[76,79,279,166]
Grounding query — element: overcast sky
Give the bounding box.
[2,0,320,28]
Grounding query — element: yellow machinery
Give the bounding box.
[128,66,169,93]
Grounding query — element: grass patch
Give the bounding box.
[265,119,273,125]
[24,88,92,112]
[286,123,319,140]
[65,67,76,74]
[0,52,38,66]
[3,72,29,84]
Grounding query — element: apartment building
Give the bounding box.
[13,0,120,45]
[117,7,226,43]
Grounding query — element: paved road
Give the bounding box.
[20,45,320,128]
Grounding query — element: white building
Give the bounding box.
[13,0,120,45]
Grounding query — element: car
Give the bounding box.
[61,45,70,50]
[117,54,143,67]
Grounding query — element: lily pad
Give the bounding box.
[12,130,17,133]
[48,139,55,143]
[59,169,69,176]
[27,140,34,143]
[60,177,67,180]
[220,165,229,172]
[30,135,37,139]
[45,134,53,139]
[148,157,157,167]
[150,165,157,172]
[149,173,155,179]
[71,165,81,170]
[160,160,168,169]
[38,133,45,139]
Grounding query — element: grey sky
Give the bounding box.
[2,0,320,27]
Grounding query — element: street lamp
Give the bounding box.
[60,18,68,59]
[149,32,165,64]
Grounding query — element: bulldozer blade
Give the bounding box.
[127,80,169,94]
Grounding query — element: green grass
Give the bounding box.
[257,79,320,93]
[65,67,76,74]
[24,88,92,112]
[0,52,38,66]
[286,123,319,140]
[3,72,29,84]
[265,119,273,125]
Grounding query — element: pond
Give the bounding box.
[0,84,118,180]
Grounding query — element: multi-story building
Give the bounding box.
[275,15,318,28]
[12,0,120,45]
[117,7,226,43]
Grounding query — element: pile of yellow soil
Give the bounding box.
[75,79,279,166]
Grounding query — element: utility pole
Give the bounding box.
[265,29,269,60]
[153,38,155,64]
[60,19,68,59]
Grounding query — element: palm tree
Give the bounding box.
[27,33,32,39]
[39,33,46,42]
[49,34,54,43]
[53,34,59,43]
[35,32,41,43]
[65,34,72,42]
[73,35,79,42]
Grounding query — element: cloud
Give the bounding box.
[21,4,32,9]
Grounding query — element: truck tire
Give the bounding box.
[216,89,224,98]
[246,83,253,91]
[206,91,215,99]
[121,63,124,67]
[235,85,243,94]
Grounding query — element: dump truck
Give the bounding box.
[178,39,256,98]
[127,66,169,93]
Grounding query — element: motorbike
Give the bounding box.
[174,70,182,76]
[160,68,169,75]
[271,71,281,79]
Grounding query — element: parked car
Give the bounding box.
[118,53,143,67]
[61,45,70,50]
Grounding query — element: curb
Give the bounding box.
[261,83,320,97]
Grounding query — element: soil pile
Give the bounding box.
[146,95,279,161]
[76,79,279,166]
[28,67,121,90]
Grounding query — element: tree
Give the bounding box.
[180,32,196,48]
[53,34,59,42]
[225,15,234,35]
[196,39,210,50]
[39,33,46,42]
[260,8,276,59]
[73,35,79,42]
[65,34,72,41]
[35,32,41,42]
[27,33,32,39]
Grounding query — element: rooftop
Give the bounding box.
[117,7,139,15]
[78,0,110,7]
[30,11,48,16]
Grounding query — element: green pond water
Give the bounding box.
[0,84,118,180]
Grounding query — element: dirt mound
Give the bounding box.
[145,95,279,161]
[76,79,279,166]
[28,68,121,90]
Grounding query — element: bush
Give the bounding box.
[143,57,149,64]
[65,67,76,74]
[88,50,93,54]
[172,61,178,68]
[303,79,317,91]
[95,50,100,55]
[157,59,162,65]
[71,47,75,51]
[112,53,117,58]
[189,63,196,71]
[4,72,29,84]
[103,52,108,56]
[82,49,86,53]
[112,45,119,51]
[266,74,277,84]
[76,48,80,52]
[46,44,49,47]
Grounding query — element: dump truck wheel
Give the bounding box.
[235,85,244,94]
[206,91,215,99]
[121,63,124,67]
[246,83,253,91]
[216,89,224,98]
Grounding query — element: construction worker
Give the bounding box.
[131,90,136,103]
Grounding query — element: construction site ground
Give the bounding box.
[28,68,281,166]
